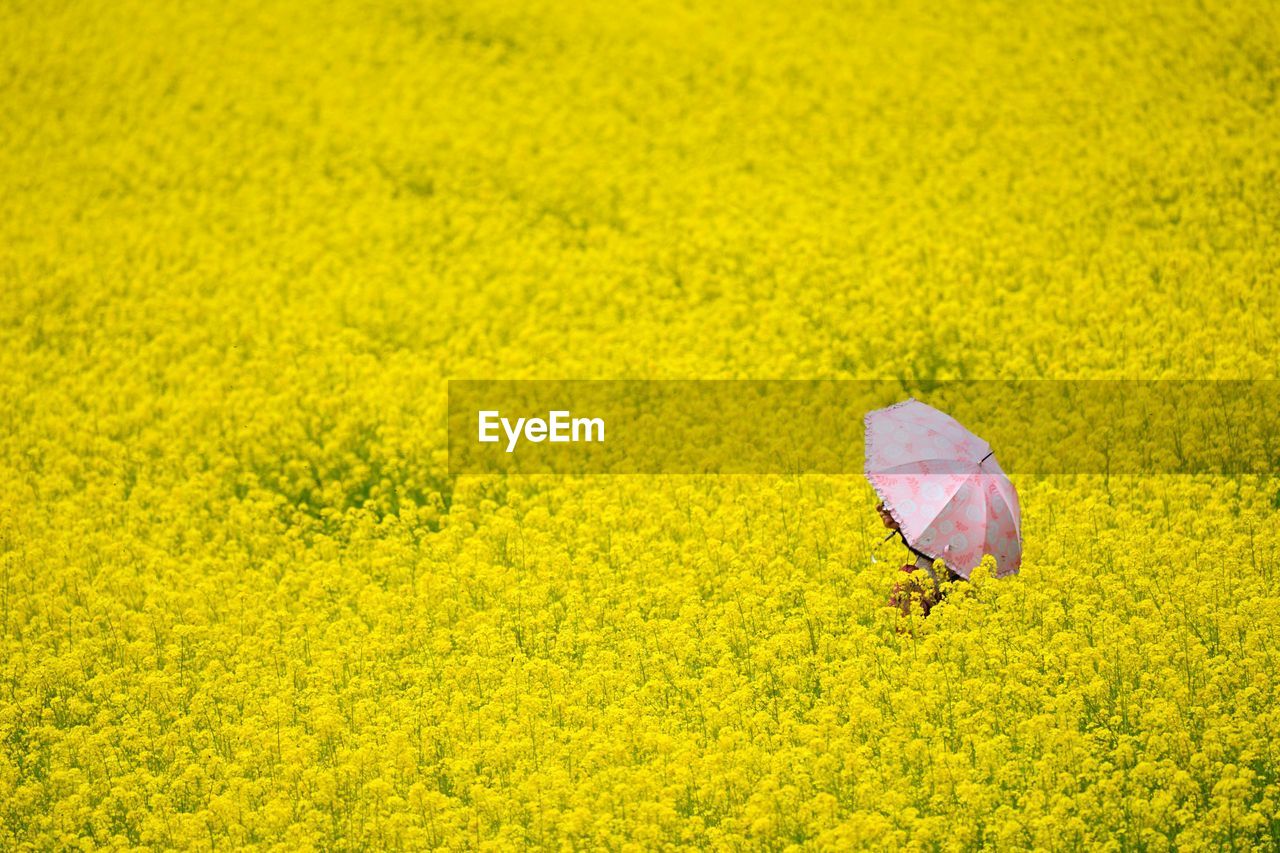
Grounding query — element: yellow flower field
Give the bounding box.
[2,0,1279,849]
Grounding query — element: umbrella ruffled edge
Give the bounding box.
[863,397,963,576]
[867,475,961,577]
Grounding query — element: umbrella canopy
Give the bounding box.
[865,398,1022,578]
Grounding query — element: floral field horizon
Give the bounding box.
[2,0,1279,849]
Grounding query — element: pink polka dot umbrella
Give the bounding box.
[865,398,1022,578]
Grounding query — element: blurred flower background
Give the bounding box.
[2,0,1278,848]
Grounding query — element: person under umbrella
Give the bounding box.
[878,499,960,617]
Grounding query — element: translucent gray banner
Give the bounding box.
[447,380,1280,475]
